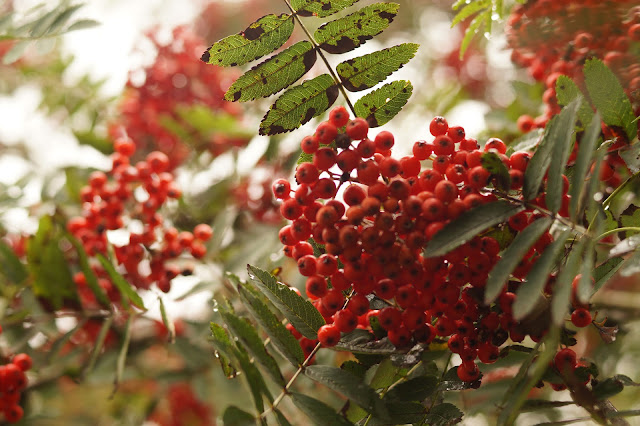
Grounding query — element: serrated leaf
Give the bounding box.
[569,112,602,220]
[451,0,489,27]
[337,43,418,92]
[353,80,412,127]
[292,0,361,17]
[305,365,389,420]
[223,405,256,426]
[425,200,525,258]
[67,235,111,309]
[259,74,339,135]
[593,257,625,294]
[513,229,571,320]
[297,151,315,165]
[219,305,286,386]
[314,3,399,54]
[551,238,586,325]
[555,75,594,129]
[384,376,438,402]
[291,393,354,426]
[510,128,543,153]
[584,58,637,140]
[247,265,325,339]
[424,402,464,426]
[225,41,317,102]
[96,254,146,310]
[201,14,294,67]
[0,240,27,284]
[459,12,485,59]
[481,151,511,191]
[236,281,305,366]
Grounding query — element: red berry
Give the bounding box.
[554,348,577,373]
[571,308,592,328]
[346,118,369,140]
[329,105,350,127]
[315,122,338,145]
[429,116,448,136]
[317,324,341,347]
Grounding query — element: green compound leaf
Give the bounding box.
[0,239,27,284]
[383,376,438,402]
[354,80,412,127]
[451,0,489,27]
[222,405,256,426]
[569,112,602,220]
[305,365,389,421]
[337,43,418,92]
[459,11,487,59]
[201,13,294,67]
[425,200,525,258]
[247,265,325,339]
[314,3,399,54]
[225,41,317,102]
[583,58,637,140]
[291,392,355,426]
[96,254,146,310]
[424,403,464,426]
[481,151,511,191]
[593,257,625,294]
[551,237,586,325]
[292,0,361,17]
[260,74,339,135]
[555,75,594,129]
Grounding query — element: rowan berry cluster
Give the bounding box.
[116,26,249,170]
[0,327,32,423]
[274,106,591,382]
[506,0,640,130]
[67,135,212,306]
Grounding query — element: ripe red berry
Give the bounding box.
[346,118,369,140]
[429,116,448,136]
[317,324,341,347]
[374,131,395,150]
[571,308,592,328]
[315,122,338,145]
[301,135,319,153]
[329,105,350,127]
[554,348,577,373]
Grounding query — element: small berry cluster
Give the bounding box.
[274,106,575,382]
[0,327,32,423]
[67,136,212,306]
[116,26,249,169]
[147,382,213,426]
[507,0,640,130]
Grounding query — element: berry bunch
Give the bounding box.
[0,327,31,423]
[273,106,581,381]
[506,0,640,130]
[67,135,212,305]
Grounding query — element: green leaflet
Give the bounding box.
[0,239,27,284]
[291,0,361,17]
[222,406,255,426]
[314,3,399,54]
[337,43,418,92]
[97,254,146,310]
[583,58,637,140]
[225,41,317,102]
[424,403,464,426]
[259,74,339,135]
[555,75,594,129]
[353,80,412,127]
[201,14,294,67]
[291,393,355,426]
[459,11,487,59]
[481,151,511,191]
[569,112,602,220]
[451,0,489,27]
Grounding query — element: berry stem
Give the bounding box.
[281,0,357,116]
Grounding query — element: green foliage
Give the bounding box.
[291,393,355,426]
[0,239,27,284]
[353,80,413,127]
[551,238,586,325]
[555,76,594,129]
[201,14,294,67]
[291,0,361,17]
[222,405,256,426]
[451,0,493,59]
[96,254,146,310]
[336,43,418,92]
[481,151,511,191]
[423,403,464,426]
[314,3,399,54]
[383,376,438,402]
[568,112,602,220]
[259,74,339,135]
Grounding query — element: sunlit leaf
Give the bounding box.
[291,0,361,17]
[353,80,412,127]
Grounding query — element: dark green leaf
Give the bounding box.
[384,376,438,402]
[425,200,524,258]
[247,265,325,339]
[259,74,339,135]
[353,80,412,127]
[569,112,602,220]
[337,43,418,92]
[555,75,594,129]
[583,58,637,140]
[335,329,398,354]
[201,14,294,67]
[520,400,575,412]
[522,116,554,200]
[552,238,586,325]
[546,98,581,213]
[614,374,640,386]
[225,41,317,102]
[592,378,624,400]
[67,235,111,308]
[274,409,293,426]
[481,151,511,191]
[305,365,388,420]
[97,254,146,310]
[620,140,640,173]
[368,401,425,425]
[341,360,368,379]
[291,0,360,17]
[0,239,27,284]
[237,280,305,366]
[223,406,256,426]
[314,3,399,54]
[158,295,176,343]
[485,217,552,304]
[593,257,625,294]
[291,392,354,426]
[451,0,489,27]
[513,229,571,320]
[424,403,463,426]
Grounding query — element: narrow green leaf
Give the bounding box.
[65,19,100,32]
[485,217,553,304]
[67,235,111,309]
[451,0,489,27]
[353,80,412,127]
[592,257,625,294]
[223,405,256,426]
[225,41,317,102]
[47,321,84,362]
[96,254,146,310]
[274,409,293,426]
[577,236,597,304]
[46,4,84,35]
[337,43,418,92]
[201,14,294,67]
[113,316,133,395]
[513,229,571,320]
[259,74,339,135]
[569,112,602,220]
[219,305,286,386]
[384,376,438,402]
[28,7,59,37]
[82,316,112,378]
[0,240,27,284]
[305,365,389,420]
[583,58,637,140]
[555,75,594,129]
[459,13,485,59]
[424,403,464,426]
[314,3,399,54]
[520,400,575,412]
[425,200,524,258]
[552,238,586,325]
[237,281,305,366]
[592,378,624,400]
[158,295,176,343]
[291,392,355,426]
[291,0,361,17]
[481,151,511,191]
[546,98,581,213]
[247,265,325,339]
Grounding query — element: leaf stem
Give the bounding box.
[281,0,357,116]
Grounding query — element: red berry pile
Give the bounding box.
[67,135,212,306]
[0,327,31,424]
[275,106,586,381]
[506,0,640,130]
